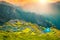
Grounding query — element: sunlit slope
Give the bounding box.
[0,19,41,33]
[0,25,60,40]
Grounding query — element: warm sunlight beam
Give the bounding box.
[39,0,48,4]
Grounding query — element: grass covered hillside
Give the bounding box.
[0,19,60,40]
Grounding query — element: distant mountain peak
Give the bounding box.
[0,1,9,4]
[0,1,15,7]
[52,1,60,5]
[56,1,60,3]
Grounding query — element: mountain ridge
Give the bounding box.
[0,1,60,29]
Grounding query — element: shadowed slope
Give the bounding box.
[0,1,57,29]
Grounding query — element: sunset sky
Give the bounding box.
[0,0,59,6]
[0,0,60,14]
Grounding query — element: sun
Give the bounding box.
[39,0,48,4]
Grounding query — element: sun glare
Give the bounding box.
[39,0,48,4]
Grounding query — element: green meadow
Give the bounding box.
[0,20,60,40]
